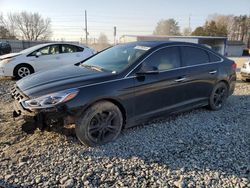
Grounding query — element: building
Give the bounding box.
[226,40,245,57]
[119,35,227,55]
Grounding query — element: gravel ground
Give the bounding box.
[0,78,249,188]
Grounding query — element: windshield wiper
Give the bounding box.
[81,64,104,72]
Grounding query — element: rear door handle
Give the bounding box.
[175,77,186,82]
[209,70,217,74]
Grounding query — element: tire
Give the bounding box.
[208,82,229,111]
[75,101,123,147]
[14,64,34,79]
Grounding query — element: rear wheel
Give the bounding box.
[208,82,229,111]
[14,64,34,79]
[75,101,123,147]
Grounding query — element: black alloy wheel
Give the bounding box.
[208,82,229,111]
[76,101,123,146]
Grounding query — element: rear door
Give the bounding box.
[60,44,90,66]
[27,44,61,72]
[131,46,187,121]
[180,46,221,102]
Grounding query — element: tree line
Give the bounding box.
[153,14,250,47]
[0,12,51,41]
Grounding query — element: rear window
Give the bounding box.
[181,46,209,66]
[61,44,84,53]
[208,52,221,62]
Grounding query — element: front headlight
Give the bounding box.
[1,58,14,64]
[22,88,79,110]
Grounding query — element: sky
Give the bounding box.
[0,0,250,43]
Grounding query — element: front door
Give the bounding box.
[28,44,61,72]
[131,46,187,122]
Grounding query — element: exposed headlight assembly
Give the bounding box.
[1,58,14,64]
[22,89,79,110]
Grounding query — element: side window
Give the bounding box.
[208,52,221,62]
[31,45,60,56]
[61,44,83,53]
[181,46,209,66]
[143,47,181,71]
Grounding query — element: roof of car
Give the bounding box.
[123,40,204,48]
[39,42,87,47]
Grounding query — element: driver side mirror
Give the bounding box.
[35,52,42,58]
[136,64,159,75]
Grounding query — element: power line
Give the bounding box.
[85,10,88,45]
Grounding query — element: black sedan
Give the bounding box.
[12,41,237,146]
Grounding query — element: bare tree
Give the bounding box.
[207,14,250,46]
[0,13,17,38]
[153,19,180,36]
[97,33,109,44]
[0,26,16,39]
[96,33,110,51]
[207,14,235,38]
[1,11,52,40]
[182,27,192,36]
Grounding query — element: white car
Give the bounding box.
[241,61,250,81]
[0,43,96,79]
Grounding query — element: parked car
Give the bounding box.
[0,42,11,55]
[240,61,250,81]
[12,41,236,146]
[0,43,96,79]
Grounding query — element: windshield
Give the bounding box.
[81,44,151,73]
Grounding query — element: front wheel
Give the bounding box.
[208,82,229,111]
[14,64,34,79]
[75,101,123,147]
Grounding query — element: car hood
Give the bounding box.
[17,65,113,97]
[0,53,22,60]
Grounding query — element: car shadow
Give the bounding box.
[21,120,76,136]
[77,94,250,179]
[21,121,37,134]
[19,94,250,181]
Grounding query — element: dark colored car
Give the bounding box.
[0,42,11,55]
[12,41,237,146]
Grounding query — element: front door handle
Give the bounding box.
[209,70,217,74]
[175,77,186,82]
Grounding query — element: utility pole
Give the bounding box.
[114,26,117,45]
[85,10,88,45]
[188,14,191,33]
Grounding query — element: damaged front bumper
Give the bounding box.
[11,85,75,128]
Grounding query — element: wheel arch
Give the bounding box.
[13,63,35,75]
[215,79,231,98]
[82,98,127,128]
[216,79,230,90]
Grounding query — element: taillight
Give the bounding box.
[231,62,237,71]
